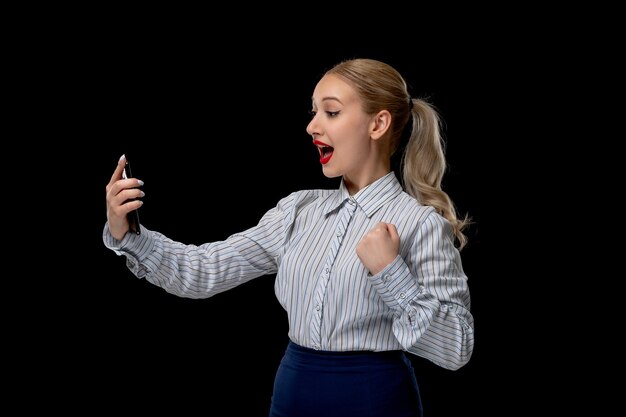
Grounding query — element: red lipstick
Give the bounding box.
[313,140,334,165]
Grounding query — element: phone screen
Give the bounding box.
[122,158,141,235]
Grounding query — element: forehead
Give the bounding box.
[312,74,358,104]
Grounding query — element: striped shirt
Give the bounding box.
[103,172,474,370]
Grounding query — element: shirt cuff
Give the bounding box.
[368,255,421,312]
[102,222,155,263]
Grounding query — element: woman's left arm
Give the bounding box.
[367,211,474,370]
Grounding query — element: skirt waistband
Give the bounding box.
[284,340,408,370]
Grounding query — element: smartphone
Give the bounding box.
[122,157,141,235]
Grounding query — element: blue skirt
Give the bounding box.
[269,341,422,417]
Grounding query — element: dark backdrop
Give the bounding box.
[49,34,497,416]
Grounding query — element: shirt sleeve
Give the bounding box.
[368,211,474,370]
[102,195,293,299]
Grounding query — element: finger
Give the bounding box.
[113,188,145,208]
[122,198,144,212]
[106,156,144,198]
[107,154,127,189]
[374,222,391,236]
[120,188,145,201]
[385,223,399,240]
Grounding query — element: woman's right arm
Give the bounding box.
[104,155,288,299]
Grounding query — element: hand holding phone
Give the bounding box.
[122,157,141,235]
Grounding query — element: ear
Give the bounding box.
[369,110,392,141]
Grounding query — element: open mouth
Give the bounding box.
[314,140,334,164]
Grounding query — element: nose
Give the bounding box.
[306,114,318,137]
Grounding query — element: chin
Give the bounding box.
[322,166,342,179]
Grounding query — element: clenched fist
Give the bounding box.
[356,222,400,275]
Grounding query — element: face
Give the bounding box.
[306,74,375,180]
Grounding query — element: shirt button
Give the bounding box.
[315,304,321,311]
[336,230,343,236]
[399,292,406,299]
[325,268,329,273]
[383,274,390,283]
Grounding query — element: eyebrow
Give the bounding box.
[311,96,343,105]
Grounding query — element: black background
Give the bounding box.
[33,24,505,416]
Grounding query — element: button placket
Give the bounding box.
[310,199,358,349]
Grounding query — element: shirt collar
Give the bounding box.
[321,172,404,218]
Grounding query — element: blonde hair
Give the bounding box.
[326,58,471,249]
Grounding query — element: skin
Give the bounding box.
[106,155,144,241]
[106,74,400,275]
[307,74,391,194]
[307,74,400,275]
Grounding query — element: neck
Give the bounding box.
[343,166,390,195]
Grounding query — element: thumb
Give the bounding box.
[107,154,127,187]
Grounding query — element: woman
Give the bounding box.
[104,58,474,417]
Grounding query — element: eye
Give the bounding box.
[308,110,317,118]
[326,111,339,117]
